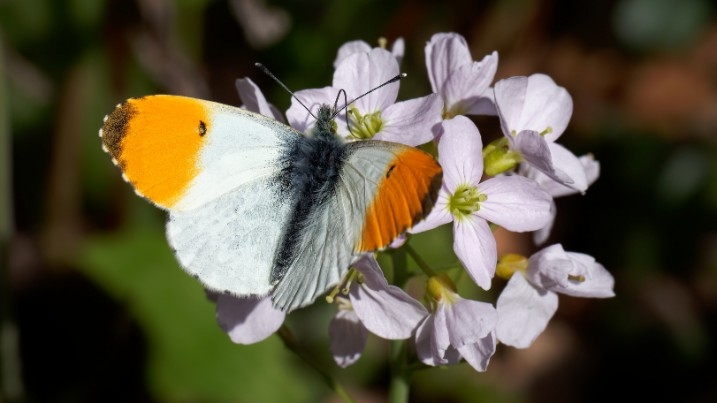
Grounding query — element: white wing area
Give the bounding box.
[166,103,300,296]
[167,178,292,296]
[174,104,301,211]
[271,142,404,312]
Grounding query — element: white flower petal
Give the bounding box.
[425,32,473,94]
[235,77,285,123]
[351,256,428,339]
[216,294,285,345]
[457,331,497,372]
[445,297,498,344]
[378,94,443,146]
[496,273,558,348]
[532,199,557,245]
[514,130,574,186]
[438,116,484,190]
[415,315,439,366]
[547,143,589,192]
[333,40,372,68]
[329,308,367,368]
[520,155,600,198]
[391,37,405,66]
[494,74,573,140]
[477,175,553,232]
[453,216,496,290]
[442,51,498,114]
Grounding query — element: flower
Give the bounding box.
[333,37,405,68]
[286,47,443,147]
[425,32,498,118]
[216,293,286,344]
[496,244,615,348]
[489,74,588,192]
[328,255,428,367]
[410,116,552,289]
[415,274,498,372]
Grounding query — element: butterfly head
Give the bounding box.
[311,104,340,141]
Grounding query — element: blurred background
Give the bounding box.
[2,0,717,401]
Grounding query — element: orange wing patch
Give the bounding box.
[100,95,210,209]
[357,148,442,252]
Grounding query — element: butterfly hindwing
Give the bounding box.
[271,140,442,311]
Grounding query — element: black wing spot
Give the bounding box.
[199,120,207,136]
[386,164,396,178]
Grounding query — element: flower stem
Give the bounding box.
[389,340,411,403]
[277,325,356,403]
[405,244,437,277]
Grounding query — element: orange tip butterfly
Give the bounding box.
[99,74,442,312]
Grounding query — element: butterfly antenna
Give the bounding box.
[332,73,407,118]
[255,62,318,120]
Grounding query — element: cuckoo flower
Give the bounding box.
[410,116,552,289]
[496,244,615,348]
[286,47,442,146]
[415,274,498,372]
[425,32,498,118]
[490,74,588,192]
[328,255,428,367]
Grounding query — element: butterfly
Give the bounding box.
[100,83,442,312]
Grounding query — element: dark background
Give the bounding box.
[2,0,717,401]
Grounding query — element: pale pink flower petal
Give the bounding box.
[350,256,428,339]
[425,32,474,94]
[216,294,285,345]
[513,130,574,186]
[333,38,405,68]
[532,199,557,245]
[441,52,498,115]
[329,308,367,368]
[496,273,559,348]
[437,116,484,190]
[522,154,600,198]
[494,74,573,141]
[546,142,589,192]
[333,40,372,68]
[457,331,497,372]
[377,93,443,146]
[453,216,495,290]
[476,175,553,232]
[235,77,285,122]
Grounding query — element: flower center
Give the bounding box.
[448,184,486,219]
[482,137,521,176]
[348,107,383,140]
[496,253,528,280]
[426,274,458,308]
[326,268,364,303]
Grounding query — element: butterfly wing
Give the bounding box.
[101,95,302,296]
[271,140,442,311]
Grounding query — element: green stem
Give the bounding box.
[405,244,436,277]
[389,340,411,403]
[277,326,355,403]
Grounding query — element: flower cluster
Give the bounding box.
[219,33,614,372]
